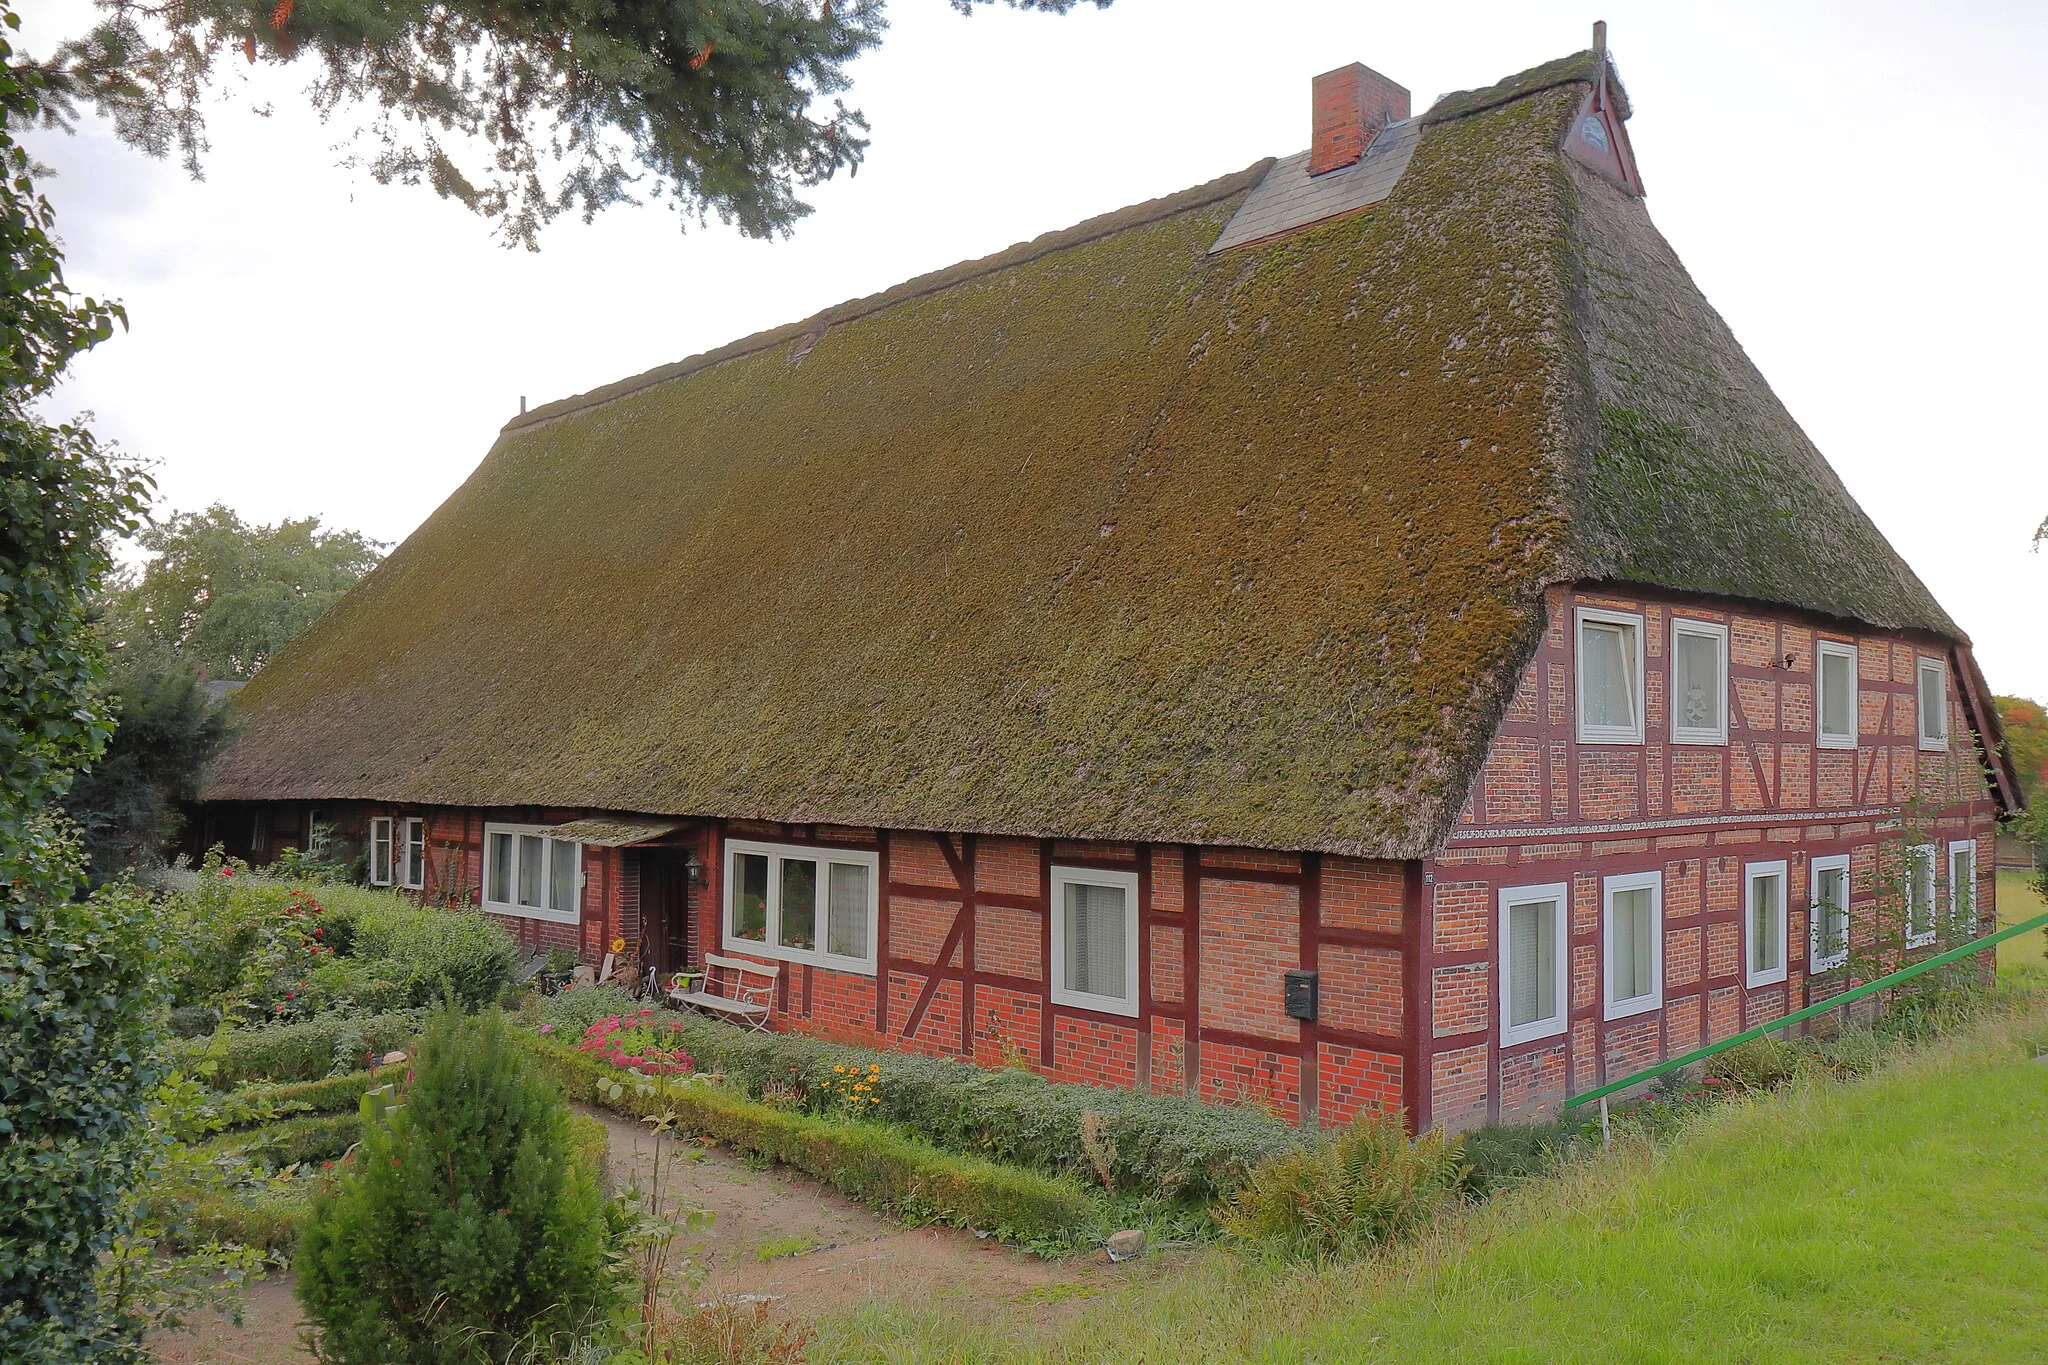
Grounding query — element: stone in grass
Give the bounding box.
[1105,1229,1145,1262]
[382,1050,408,1066]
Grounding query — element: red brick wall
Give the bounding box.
[1428,584,2003,1129]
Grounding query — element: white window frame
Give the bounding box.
[1816,639,1859,750]
[401,816,426,891]
[1917,657,1949,751]
[1667,617,1729,746]
[1575,607,1646,745]
[367,816,394,886]
[1947,838,1977,939]
[722,838,880,976]
[482,822,584,924]
[1499,882,1570,1045]
[1905,842,1937,950]
[1808,853,1851,973]
[1049,864,1141,1018]
[1744,860,1789,988]
[1601,870,1663,1021]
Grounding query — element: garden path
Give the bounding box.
[148,1104,1120,1362]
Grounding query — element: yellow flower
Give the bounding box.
[869,1097,880,1104]
[834,1065,845,1073]
[610,937,627,954]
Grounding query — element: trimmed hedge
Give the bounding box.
[234,1063,409,1122]
[172,1011,422,1087]
[526,1035,1090,1241]
[219,1113,363,1171]
[590,1017,1306,1199]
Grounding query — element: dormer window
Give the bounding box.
[1917,657,1949,751]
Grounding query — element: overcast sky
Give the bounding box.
[26,0,2048,700]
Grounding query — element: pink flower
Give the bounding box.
[539,1024,554,1034]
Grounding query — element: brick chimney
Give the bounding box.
[1308,63,1411,176]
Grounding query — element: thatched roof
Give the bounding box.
[205,49,1991,855]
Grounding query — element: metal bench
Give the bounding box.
[668,952,778,1031]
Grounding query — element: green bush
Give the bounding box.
[535,983,642,1038]
[1216,1110,1465,1260]
[296,1009,624,1363]
[527,1033,1091,1242]
[219,1113,363,1172]
[558,1015,1304,1200]
[1706,1036,1802,1092]
[180,1187,310,1255]
[1458,1116,1589,1197]
[332,890,520,1010]
[174,1011,422,1086]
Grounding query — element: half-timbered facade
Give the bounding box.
[196,40,2021,1132]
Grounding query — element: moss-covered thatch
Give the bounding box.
[204,50,1974,857]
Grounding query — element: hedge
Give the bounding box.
[234,1063,409,1122]
[172,1011,423,1087]
[525,1035,1091,1241]
[217,1113,363,1171]
[552,1014,1307,1200]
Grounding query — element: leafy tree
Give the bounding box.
[0,4,158,1354]
[107,503,384,680]
[61,645,232,884]
[296,1008,622,1362]
[1997,695,2047,803]
[34,0,1110,250]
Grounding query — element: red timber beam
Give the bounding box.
[1403,859,1429,1135]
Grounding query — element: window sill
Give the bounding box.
[1670,730,1727,747]
[1905,932,1937,951]
[1049,987,1139,1019]
[1576,729,1644,746]
[1500,1016,1567,1048]
[1810,953,1849,974]
[483,899,580,925]
[1917,739,1949,753]
[1816,735,1857,751]
[1603,993,1661,1022]
[1745,968,1787,990]
[721,933,876,977]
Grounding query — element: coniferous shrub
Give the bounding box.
[294,1009,624,1363]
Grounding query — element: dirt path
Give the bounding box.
[150,1105,1125,1361]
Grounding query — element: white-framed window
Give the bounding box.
[1602,870,1662,1020]
[1499,882,1569,1045]
[367,816,394,886]
[1904,842,1936,950]
[1816,639,1858,749]
[723,838,879,975]
[1808,854,1851,973]
[1917,657,1949,751]
[1745,860,1788,988]
[401,816,426,890]
[1668,618,1728,745]
[1576,608,1645,744]
[1049,865,1140,1017]
[1947,839,1977,939]
[483,823,584,924]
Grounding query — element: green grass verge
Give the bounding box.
[808,998,2048,1361]
[1998,869,2047,976]
[521,1033,1092,1242]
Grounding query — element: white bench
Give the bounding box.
[669,953,778,1031]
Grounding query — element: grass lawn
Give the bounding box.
[1998,869,2048,975]
[816,999,2048,1362]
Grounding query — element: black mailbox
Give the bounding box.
[1284,968,1319,1022]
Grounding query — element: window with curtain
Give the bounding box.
[402,817,426,890]
[1500,885,1566,1043]
[1577,610,1642,742]
[1603,872,1661,1018]
[1905,843,1936,948]
[1949,841,1975,934]
[723,840,878,972]
[1810,856,1850,972]
[1918,658,1949,750]
[482,824,582,923]
[1670,620,1727,744]
[1818,640,1858,748]
[1051,867,1138,1016]
[367,817,394,886]
[1746,862,1786,986]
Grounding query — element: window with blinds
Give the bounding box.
[1905,843,1938,949]
[1603,871,1662,1019]
[1817,640,1858,749]
[367,816,395,886]
[1500,884,1567,1044]
[1948,841,1976,938]
[1670,619,1728,745]
[401,817,426,890]
[1050,866,1139,1017]
[1918,658,1949,751]
[723,840,878,973]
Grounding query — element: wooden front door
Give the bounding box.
[639,851,694,975]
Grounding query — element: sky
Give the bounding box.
[24,0,2048,700]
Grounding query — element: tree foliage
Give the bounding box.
[1997,695,2047,804]
[106,502,384,680]
[36,0,1110,249]
[295,1008,622,1363]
